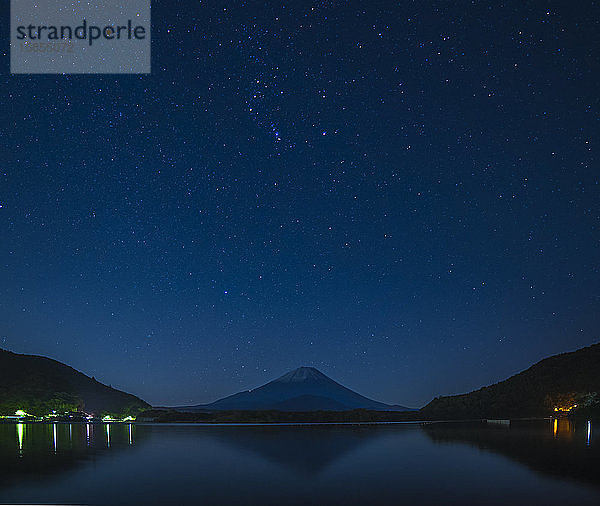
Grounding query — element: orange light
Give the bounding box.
[554,405,576,412]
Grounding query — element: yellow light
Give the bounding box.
[15,409,28,417]
[554,405,576,412]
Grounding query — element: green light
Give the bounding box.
[15,409,28,417]
[17,423,24,450]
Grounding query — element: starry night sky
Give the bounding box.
[1,1,599,407]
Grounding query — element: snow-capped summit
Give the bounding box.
[275,366,329,383]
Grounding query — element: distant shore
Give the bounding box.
[0,418,555,427]
[134,408,568,424]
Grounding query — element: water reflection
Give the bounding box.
[0,422,598,505]
[553,418,574,439]
[0,422,143,491]
[16,423,24,454]
[1,422,139,456]
[209,425,392,475]
[587,421,592,446]
[423,419,599,487]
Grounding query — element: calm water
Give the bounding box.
[0,419,599,505]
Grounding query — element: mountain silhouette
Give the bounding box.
[421,342,600,419]
[0,348,149,416]
[178,366,412,412]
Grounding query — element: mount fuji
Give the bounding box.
[177,367,413,412]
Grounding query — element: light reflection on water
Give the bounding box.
[16,423,24,453]
[0,420,598,506]
[552,417,578,440]
[588,420,592,446]
[10,422,131,454]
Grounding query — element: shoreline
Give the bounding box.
[0,417,554,427]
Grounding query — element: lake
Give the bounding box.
[0,419,598,505]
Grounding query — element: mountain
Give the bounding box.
[421,343,600,419]
[0,348,150,417]
[178,366,413,412]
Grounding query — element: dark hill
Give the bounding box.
[0,348,149,417]
[422,343,600,419]
[177,366,413,412]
